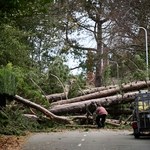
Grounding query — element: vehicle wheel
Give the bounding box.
[134,129,140,139]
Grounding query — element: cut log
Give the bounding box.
[51,81,150,106]
[14,95,72,124]
[105,120,120,127]
[50,92,138,115]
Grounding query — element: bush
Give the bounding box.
[0,63,17,96]
[0,107,57,135]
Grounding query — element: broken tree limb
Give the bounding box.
[50,92,138,115]
[14,95,72,124]
[105,119,121,127]
[51,81,149,106]
[23,114,39,119]
[123,114,133,125]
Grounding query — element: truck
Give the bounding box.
[132,92,150,138]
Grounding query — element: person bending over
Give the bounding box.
[96,104,108,128]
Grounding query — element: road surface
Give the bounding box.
[23,129,150,150]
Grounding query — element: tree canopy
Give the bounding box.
[0,0,150,136]
[0,0,150,99]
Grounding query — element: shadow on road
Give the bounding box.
[136,136,150,140]
[128,133,150,140]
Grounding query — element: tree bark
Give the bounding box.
[46,85,117,102]
[14,95,72,124]
[51,81,150,106]
[50,92,138,115]
[107,108,132,115]
[46,93,67,102]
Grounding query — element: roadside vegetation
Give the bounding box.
[0,0,150,141]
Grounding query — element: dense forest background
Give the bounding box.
[0,0,150,135]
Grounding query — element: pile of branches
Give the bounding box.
[14,81,150,126]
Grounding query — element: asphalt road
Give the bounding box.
[23,129,150,150]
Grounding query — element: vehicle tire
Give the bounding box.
[134,129,140,139]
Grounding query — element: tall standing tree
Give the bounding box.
[48,0,150,86]
[46,1,124,86]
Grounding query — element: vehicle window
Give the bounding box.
[138,101,149,111]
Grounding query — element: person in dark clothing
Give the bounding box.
[86,101,97,116]
[85,101,97,124]
[96,104,108,128]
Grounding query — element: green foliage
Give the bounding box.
[68,75,86,98]
[123,54,147,82]
[102,66,111,86]
[132,54,147,80]
[0,107,57,135]
[47,56,70,94]
[68,80,80,98]
[0,63,17,96]
[14,68,50,107]
[0,0,53,23]
[0,24,31,67]
[132,54,146,74]
[133,69,146,80]
[0,107,36,135]
[0,64,49,107]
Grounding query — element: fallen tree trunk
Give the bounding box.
[46,93,67,102]
[14,95,72,124]
[106,108,132,115]
[50,92,138,115]
[51,81,149,106]
[46,85,117,102]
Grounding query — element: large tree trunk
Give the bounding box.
[107,108,132,115]
[14,95,72,124]
[46,85,117,102]
[46,93,67,102]
[50,92,137,115]
[51,81,150,106]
